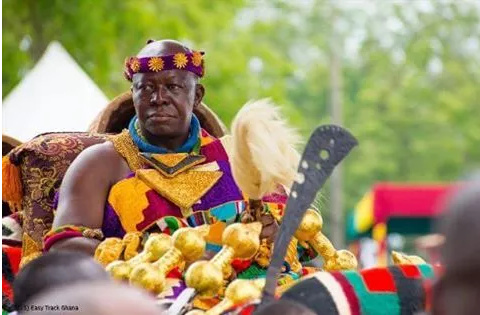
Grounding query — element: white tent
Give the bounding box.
[2,41,109,141]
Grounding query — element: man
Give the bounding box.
[45,40,288,262]
[13,251,109,312]
[433,175,480,315]
[19,282,160,315]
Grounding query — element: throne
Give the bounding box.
[2,91,227,267]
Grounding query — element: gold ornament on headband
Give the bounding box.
[173,53,188,69]
[124,51,205,81]
[148,57,164,72]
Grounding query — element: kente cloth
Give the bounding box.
[280,264,436,315]
[102,128,288,254]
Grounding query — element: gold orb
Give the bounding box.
[106,261,132,281]
[144,233,171,261]
[185,261,224,297]
[225,279,263,303]
[294,209,323,242]
[129,263,165,294]
[222,222,261,259]
[172,228,207,262]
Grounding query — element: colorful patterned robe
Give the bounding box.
[102,129,289,255]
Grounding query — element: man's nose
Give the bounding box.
[150,86,168,105]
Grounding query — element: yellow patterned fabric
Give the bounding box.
[152,153,189,167]
[20,232,42,268]
[205,221,227,247]
[140,153,206,178]
[136,169,223,209]
[108,130,143,171]
[107,177,151,232]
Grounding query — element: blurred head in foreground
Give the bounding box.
[254,299,316,315]
[14,251,109,311]
[433,174,480,315]
[19,282,161,315]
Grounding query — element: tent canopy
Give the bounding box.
[2,41,109,142]
[348,182,459,239]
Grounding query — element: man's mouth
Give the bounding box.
[148,113,175,119]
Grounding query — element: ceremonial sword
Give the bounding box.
[167,125,358,315]
[257,124,358,309]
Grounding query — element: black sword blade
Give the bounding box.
[259,125,358,305]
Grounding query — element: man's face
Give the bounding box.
[132,70,199,138]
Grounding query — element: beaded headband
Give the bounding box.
[124,51,205,81]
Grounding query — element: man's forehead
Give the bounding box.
[132,70,193,82]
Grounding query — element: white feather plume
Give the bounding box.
[230,99,301,199]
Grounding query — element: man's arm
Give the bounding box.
[50,142,126,255]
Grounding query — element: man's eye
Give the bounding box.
[137,83,153,91]
[167,84,181,90]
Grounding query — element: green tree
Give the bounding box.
[3,0,479,234]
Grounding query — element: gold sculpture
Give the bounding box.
[185,222,262,297]
[122,231,143,260]
[285,238,302,273]
[106,233,171,281]
[295,209,357,271]
[129,225,209,294]
[94,237,124,267]
[206,279,265,315]
[391,251,426,265]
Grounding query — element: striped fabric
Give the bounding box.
[281,264,437,315]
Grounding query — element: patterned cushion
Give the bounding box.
[6,132,106,262]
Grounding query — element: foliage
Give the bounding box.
[3,0,480,223]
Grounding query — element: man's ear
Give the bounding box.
[193,84,205,108]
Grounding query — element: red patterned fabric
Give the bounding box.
[231,259,252,274]
[2,245,21,307]
[281,264,438,315]
[166,267,183,279]
[361,267,396,292]
[398,264,422,279]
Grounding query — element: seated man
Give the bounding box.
[13,251,109,312]
[45,39,293,265]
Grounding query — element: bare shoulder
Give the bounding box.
[53,142,129,231]
[78,141,123,162]
[66,141,130,184]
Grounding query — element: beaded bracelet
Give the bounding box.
[43,225,104,251]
